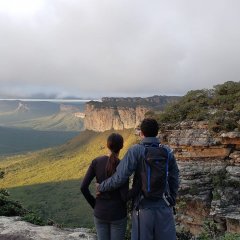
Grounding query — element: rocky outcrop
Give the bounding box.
[160,121,240,235]
[84,103,149,132]
[0,217,96,240]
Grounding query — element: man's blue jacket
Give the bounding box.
[98,137,179,208]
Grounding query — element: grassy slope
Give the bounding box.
[0,129,138,227]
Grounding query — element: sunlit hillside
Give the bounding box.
[12,112,84,132]
[0,129,138,227]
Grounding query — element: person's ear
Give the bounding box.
[140,131,145,138]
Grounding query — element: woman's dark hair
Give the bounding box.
[140,118,159,137]
[105,133,124,177]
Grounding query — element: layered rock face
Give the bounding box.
[84,96,180,132]
[160,122,240,235]
[0,217,96,240]
[84,103,149,132]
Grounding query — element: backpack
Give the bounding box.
[139,143,170,200]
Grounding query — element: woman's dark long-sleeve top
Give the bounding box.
[81,155,129,221]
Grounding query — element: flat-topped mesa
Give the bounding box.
[84,95,180,132]
[159,121,240,235]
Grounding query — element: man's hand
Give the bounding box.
[95,183,101,197]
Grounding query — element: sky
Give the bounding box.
[0,0,240,99]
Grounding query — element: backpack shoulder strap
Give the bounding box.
[158,144,172,193]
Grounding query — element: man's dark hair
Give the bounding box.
[140,118,159,137]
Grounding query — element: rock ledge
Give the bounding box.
[0,216,96,240]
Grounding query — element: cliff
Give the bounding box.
[84,95,180,132]
[84,104,148,132]
[160,121,240,235]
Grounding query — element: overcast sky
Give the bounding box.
[0,0,239,98]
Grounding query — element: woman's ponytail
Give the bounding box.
[105,133,123,177]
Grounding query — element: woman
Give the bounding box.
[81,133,128,240]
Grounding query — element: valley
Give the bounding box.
[0,100,86,155]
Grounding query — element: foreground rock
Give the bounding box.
[0,217,96,240]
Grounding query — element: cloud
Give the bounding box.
[0,0,240,98]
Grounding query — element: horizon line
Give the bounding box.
[0,98,101,102]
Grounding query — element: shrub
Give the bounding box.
[152,81,240,132]
[22,212,46,226]
[0,192,26,216]
[198,220,219,240]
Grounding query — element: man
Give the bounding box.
[98,118,179,240]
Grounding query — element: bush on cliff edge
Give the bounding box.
[146,81,240,132]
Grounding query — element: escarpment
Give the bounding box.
[84,96,180,132]
[84,104,149,131]
[160,121,240,235]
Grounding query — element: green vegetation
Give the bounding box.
[197,221,240,240]
[0,129,137,227]
[219,233,240,240]
[176,200,187,212]
[146,81,240,132]
[0,172,47,226]
[0,127,79,155]
[198,220,219,240]
[0,190,47,226]
[22,212,47,226]
[0,188,26,217]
